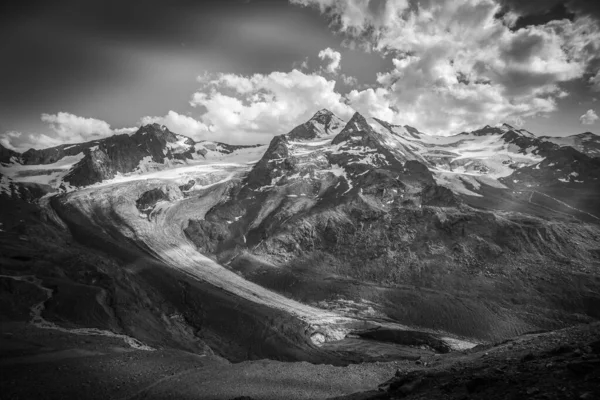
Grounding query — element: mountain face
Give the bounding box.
[2,109,600,398]
[181,110,600,342]
[62,123,196,187]
[541,132,600,158]
[0,123,263,193]
[287,108,345,140]
[0,144,21,164]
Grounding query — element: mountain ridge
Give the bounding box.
[2,108,600,400]
[2,110,600,220]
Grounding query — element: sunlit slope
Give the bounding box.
[54,178,355,343]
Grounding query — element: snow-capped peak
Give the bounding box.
[287,109,346,140]
[344,112,371,133]
[312,108,334,118]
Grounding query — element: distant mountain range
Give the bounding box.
[2,109,599,218]
[2,108,600,383]
[0,123,263,197]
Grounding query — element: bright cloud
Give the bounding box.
[291,0,600,134]
[139,111,209,141]
[291,0,409,33]
[1,130,64,152]
[4,1,599,152]
[318,47,342,73]
[41,112,113,141]
[190,69,354,144]
[0,131,31,151]
[580,109,599,125]
[1,112,136,151]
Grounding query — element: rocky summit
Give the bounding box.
[1,109,600,399]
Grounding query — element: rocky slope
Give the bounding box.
[183,110,600,344]
[334,322,600,400]
[541,131,600,158]
[1,108,600,399]
[0,123,263,194]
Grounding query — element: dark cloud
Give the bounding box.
[512,3,575,30]
[499,0,600,28]
[501,30,546,62]
[0,0,336,140]
[564,0,600,20]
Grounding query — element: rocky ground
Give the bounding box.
[0,320,395,400]
[335,322,600,400]
[2,111,600,399]
[2,320,598,399]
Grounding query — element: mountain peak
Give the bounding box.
[467,124,511,136]
[331,112,374,145]
[345,112,373,133]
[0,143,21,164]
[134,123,180,143]
[312,108,334,118]
[137,123,169,134]
[347,111,370,127]
[576,132,598,138]
[309,108,343,127]
[287,109,345,140]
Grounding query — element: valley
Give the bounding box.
[1,110,600,399]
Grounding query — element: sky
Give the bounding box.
[1,0,599,151]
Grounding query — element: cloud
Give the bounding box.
[291,0,409,33]
[591,71,600,92]
[318,47,342,73]
[1,112,136,152]
[290,0,600,134]
[498,0,600,22]
[189,69,353,144]
[340,74,358,86]
[292,57,310,71]
[41,112,113,141]
[112,127,138,135]
[0,130,63,152]
[580,109,599,125]
[0,131,28,151]
[139,111,209,141]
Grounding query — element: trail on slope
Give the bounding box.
[533,190,600,221]
[0,274,154,351]
[526,190,600,221]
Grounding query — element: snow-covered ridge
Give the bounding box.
[540,132,600,158]
[0,153,85,190]
[0,124,267,193]
[1,110,595,200]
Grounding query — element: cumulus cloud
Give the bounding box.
[340,74,358,86]
[189,69,353,144]
[41,112,113,141]
[139,111,209,141]
[0,131,30,151]
[291,0,409,33]
[0,130,64,152]
[580,109,599,125]
[291,0,600,134]
[1,112,137,152]
[113,127,138,135]
[318,47,342,73]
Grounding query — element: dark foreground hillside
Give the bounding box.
[335,322,600,400]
